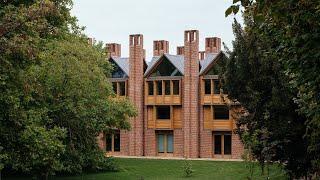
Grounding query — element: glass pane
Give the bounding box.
[214,135,222,154]
[214,106,229,120]
[164,80,170,95]
[112,82,117,94]
[157,134,164,153]
[172,80,179,95]
[106,134,112,152]
[224,134,232,155]
[157,106,170,119]
[204,79,211,94]
[167,134,174,153]
[213,80,220,94]
[156,81,162,95]
[119,82,126,96]
[148,81,154,95]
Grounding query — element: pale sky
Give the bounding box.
[71,0,242,61]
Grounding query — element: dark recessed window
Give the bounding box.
[148,81,154,95]
[114,132,120,152]
[119,82,126,96]
[105,131,120,152]
[106,134,112,152]
[164,80,170,95]
[112,82,117,94]
[157,106,170,119]
[172,80,179,95]
[214,134,222,154]
[204,79,211,95]
[157,81,162,95]
[157,133,174,153]
[214,106,229,120]
[224,134,231,155]
[213,80,220,94]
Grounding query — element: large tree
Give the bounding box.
[0,1,136,179]
[225,0,320,178]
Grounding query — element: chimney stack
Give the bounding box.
[106,43,121,58]
[199,51,205,60]
[177,46,185,55]
[153,40,169,56]
[183,30,199,158]
[205,37,221,55]
[87,38,95,46]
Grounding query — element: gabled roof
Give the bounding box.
[110,57,130,76]
[144,53,184,77]
[199,51,225,75]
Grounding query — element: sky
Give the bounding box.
[71,0,242,61]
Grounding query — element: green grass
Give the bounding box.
[7,158,288,180]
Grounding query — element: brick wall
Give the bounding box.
[153,40,169,56]
[106,43,121,58]
[205,37,221,55]
[232,132,244,159]
[183,30,200,158]
[128,34,144,156]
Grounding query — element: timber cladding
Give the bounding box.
[99,30,244,159]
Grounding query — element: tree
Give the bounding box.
[226,0,320,177]
[0,0,136,178]
[223,18,311,178]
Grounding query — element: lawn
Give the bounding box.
[7,158,287,180]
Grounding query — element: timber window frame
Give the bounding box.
[213,105,229,120]
[213,132,232,156]
[157,132,174,154]
[106,131,120,152]
[111,81,127,97]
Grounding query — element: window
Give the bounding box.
[214,132,231,155]
[164,80,170,95]
[214,106,229,120]
[112,81,127,96]
[172,80,179,95]
[157,133,173,153]
[148,81,154,95]
[204,79,211,94]
[119,82,126,96]
[157,106,170,119]
[156,81,162,95]
[213,80,220,94]
[112,82,117,93]
[105,131,120,152]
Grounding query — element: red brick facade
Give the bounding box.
[99,30,244,159]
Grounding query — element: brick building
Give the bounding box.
[98,30,244,159]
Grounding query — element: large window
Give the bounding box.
[213,80,220,94]
[148,81,154,95]
[213,106,229,120]
[204,79,211,94]
[164,80,170,95]
[112,81,127,96]
[214,132,231,155]
[157,106,170,119]
[157,133,173,153]
[172,80,180,95]
[156,81,162,95]
[106,131,120,152]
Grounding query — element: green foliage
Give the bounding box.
[0,0,136,178]
[183,160,194,177]
[225,0,320,178]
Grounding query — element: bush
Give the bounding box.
[183,160,194,177]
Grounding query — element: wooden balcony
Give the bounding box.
[203,105,235,131]
[145,78,182,105]
[147,106,182,129]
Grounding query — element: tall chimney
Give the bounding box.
[177,46,185,55]
[205,37,221,55]
[87,38,95,46]
[153,40,169,56]
[128,34,144,156]
[183,30,199,158]
[199,51,205,60]
[106,43,121,58]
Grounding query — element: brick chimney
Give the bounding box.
[128,34,144,156]
[106,43,121,58]
[153,40,169,56]
[205,37,221,55]
[183,30,199,158]
[177,46,184,55]
[199,51,205,60]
